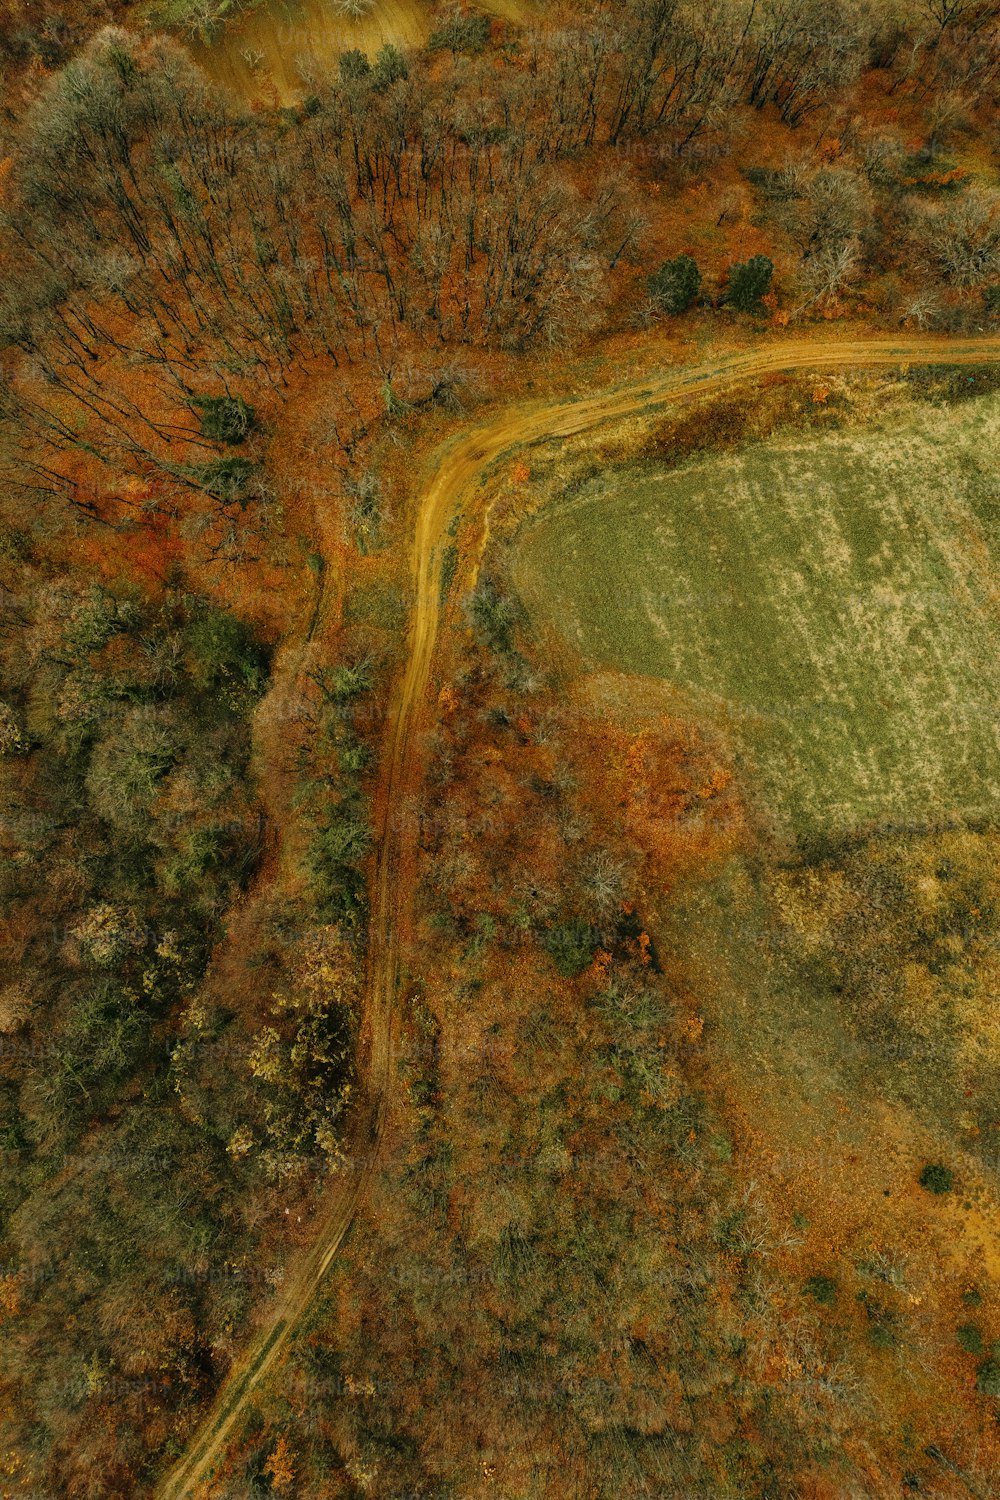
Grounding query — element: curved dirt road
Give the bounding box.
[157,333,1000,1498]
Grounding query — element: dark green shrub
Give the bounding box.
[428,14,491,54]
[190,395,256,444]
[898,151,963,192]
[648,255,701,315]
[189,457,258,505]
[957,1323,984,1355]
[305,811,371,926]
[323,661,372,705]
[66,586,138,654]
[976,1356,1000,1397]
[803,1274,837,1306]
[64,981,149,1090]
[544,920,600,978]
[372,43,407,90]
[725,255,774,312]
[337,740,370,775]
[161,821,257,895]
[984,285,1000,319]
[963,1288,983,1307]
[311,812,371,868]
[182,606,269,696]
[919,1162,953,1194]
[856,1289,898,1349]
[84,706,180,829]
[339,48,371,82]
[471,575,518,656]
[0,526,30,561]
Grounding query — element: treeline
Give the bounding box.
[0,16,647,513]
[648,154,1000,324]
[3,0,998,515]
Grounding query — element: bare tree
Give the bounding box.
[919,0,1000,42]
[912,189,1000,289]
[794,241,860,313]
[735,0,871,125]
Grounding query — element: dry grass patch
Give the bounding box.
[513,390,1000,840]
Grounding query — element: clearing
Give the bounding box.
[513,390,1000,839]
[186,0,536,105]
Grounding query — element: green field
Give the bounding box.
[513,393,1000,837]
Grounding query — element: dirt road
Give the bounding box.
[156,333,1000,1499]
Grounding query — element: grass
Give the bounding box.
[513,390,1000,838]
[179,0,538,104]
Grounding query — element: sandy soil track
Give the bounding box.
[156,333,1000,1499]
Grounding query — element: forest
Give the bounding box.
[2,0,1000,1495]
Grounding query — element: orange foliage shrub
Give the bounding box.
[264,1436,295,1490]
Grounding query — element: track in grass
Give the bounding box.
[513,393,1000,839]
